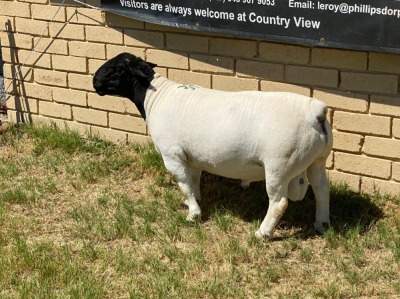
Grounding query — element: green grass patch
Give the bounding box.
[0,123,399,298]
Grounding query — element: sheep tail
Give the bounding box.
[310,99,328,136]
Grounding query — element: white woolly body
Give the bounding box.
[143,74,332,238]
[146,76,329,188]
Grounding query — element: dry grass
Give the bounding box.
[0,123,399,298]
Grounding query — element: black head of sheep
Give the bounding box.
[93,53,157,119]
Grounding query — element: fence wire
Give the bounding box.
[0,45,6,123]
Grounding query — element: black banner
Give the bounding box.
[101,0,400,54]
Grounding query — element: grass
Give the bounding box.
[0,123,399,298]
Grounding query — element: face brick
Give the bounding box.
[2,0,400,196]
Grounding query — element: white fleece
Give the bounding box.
[144,75,332,238]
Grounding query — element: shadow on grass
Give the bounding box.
[199,173,383,238]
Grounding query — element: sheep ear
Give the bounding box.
[133,68,149,79]
[133,68,152,87]
[147,62,157,69]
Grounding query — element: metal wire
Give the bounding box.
[3,0,101,93]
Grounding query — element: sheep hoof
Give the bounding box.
[313,222,330,234]
[186,213,201,222]
[240,180,250,189]
[254,230,271,240]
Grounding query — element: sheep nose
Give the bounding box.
[93,80,106,96]
[93,77,99,87]
[93,77,102,90]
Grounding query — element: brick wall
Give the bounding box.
[1,0,400,195]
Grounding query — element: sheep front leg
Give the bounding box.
[307,160,330,233]
[180,168,202,221]
[255,182,289,239]
[163,157,202,221]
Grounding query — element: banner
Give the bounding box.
[101,0,400,54]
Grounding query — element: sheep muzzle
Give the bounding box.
[93,77,106,96]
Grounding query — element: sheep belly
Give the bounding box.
[190,155,308,201]
[189,156,266,182]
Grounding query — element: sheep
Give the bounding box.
[93,53,333,239]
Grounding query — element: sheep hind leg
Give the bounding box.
[255,181,289,239]
[307,160,330,233]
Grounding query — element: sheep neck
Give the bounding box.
[130,76,154,120]
[143,75,177,122]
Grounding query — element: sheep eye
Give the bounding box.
[115,66,125,73]
[110,73,120,80]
